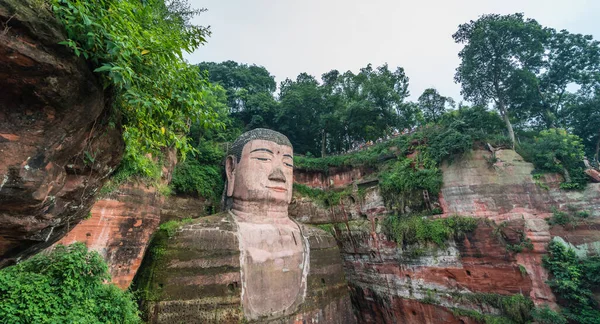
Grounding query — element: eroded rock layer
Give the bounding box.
[290,149,600,323]
[57,183,163,289]
[0,0,123,266]
[56,150,177,289]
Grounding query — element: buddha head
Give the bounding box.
[225,128,294,208]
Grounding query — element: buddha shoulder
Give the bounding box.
[171,212,239,249]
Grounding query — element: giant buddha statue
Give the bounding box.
[138,129,354,323]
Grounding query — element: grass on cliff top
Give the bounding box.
[293,183,356,208]
[293,136,403,172]
[382,214,478,248]
[293,124,474,172]
[451,293,534,324]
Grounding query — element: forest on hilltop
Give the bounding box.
[194,12,600,161]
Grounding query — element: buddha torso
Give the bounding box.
[139,212,354,324]
[232,211,308,318]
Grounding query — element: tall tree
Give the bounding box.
[197,61,277,126]
[418,88,454,124]
[453,13,546,147]
[340,64,410,145]
[319,70,346,156]
[510,29,600,129]
[568,89,600,166]
[536,30,600,128]
[276,73,325,155]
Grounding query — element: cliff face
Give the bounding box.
[56,183,164,289]
[0,0,124,266]
[56,150,177,289]
[290,149,600,323]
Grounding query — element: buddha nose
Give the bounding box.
[268,168,286,183]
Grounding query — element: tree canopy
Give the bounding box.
[0,243,140,323]
[51,0,224,178]
[453,12,600,160]
[198,62,414,156]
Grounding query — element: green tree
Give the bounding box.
[277,73,325,155]
[319,70,346,156]
[453,13,546,148]
[526,129,587,189]
[339,64,411,146]
[197,61,278,128]
[534,30,600,128]
[418,88,454,124]
[0,243,140,323]
[568,89,600,166]
[51,0,221,177]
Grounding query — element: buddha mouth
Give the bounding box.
[266,186,287,192]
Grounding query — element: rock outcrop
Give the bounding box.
[56,150,177,289]
[57,182,164,289]
[0,0,123,266]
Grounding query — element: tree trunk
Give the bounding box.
[321,130,327,157]
[554,157,571,183]
[595,130,600,168]
[498,103,516,149]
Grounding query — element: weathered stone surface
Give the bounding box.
[294,166,376,189]
[56,182,163,289]
[439,149,600,304]
[0,0,124,266]
[350,284,478,324]
[137,213,355,323]
[332,218,535,321]
[291,149,600,323]
[160,195,212,223]
[586,168,600,182]
[289,184,386,225]
[439,150,600,218]
[55,149,176,289]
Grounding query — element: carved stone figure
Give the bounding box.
[138,129,354,323]
[225,129,307,319]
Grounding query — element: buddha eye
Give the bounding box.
[284,162,293,168]
[254,157,270,162]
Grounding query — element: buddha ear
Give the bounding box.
[225,155,237,196]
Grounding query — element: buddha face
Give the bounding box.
[226,139,294,205]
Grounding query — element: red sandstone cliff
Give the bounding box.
[57,150,177,289]
[290,149,600,323]
[0,0,124,266]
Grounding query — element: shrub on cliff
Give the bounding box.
[520,129,588,190]
[171,160,223,201]
[543,240,600,323]
[382,215,477,248]
[0,243,140,323]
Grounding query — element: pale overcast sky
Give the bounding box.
[185,0,600,102]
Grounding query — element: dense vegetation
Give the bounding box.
[0,243,140,323]
[195,14,600,169]
[50,0,225,184]
[542,240,600,323]
[451,293,534,324]
[383,215,478,248]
